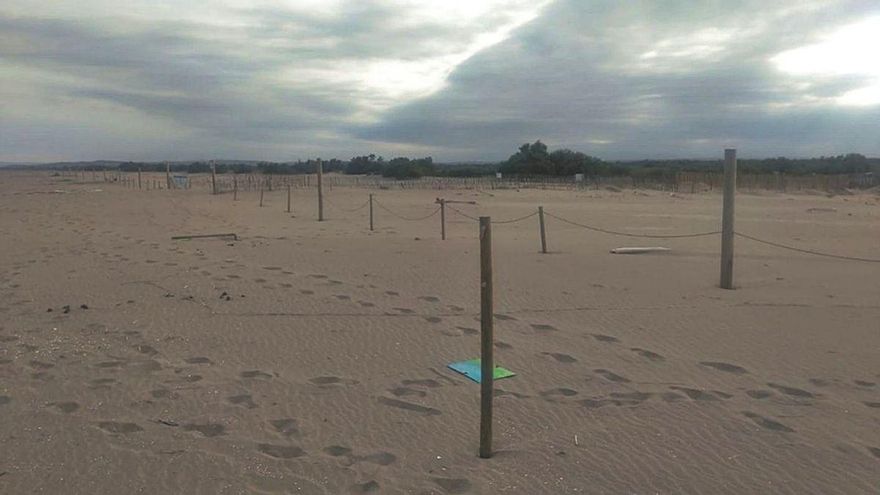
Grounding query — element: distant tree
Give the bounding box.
[499,140,603,177]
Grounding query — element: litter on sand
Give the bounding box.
[448,359,516,383]
[610,247,670,254]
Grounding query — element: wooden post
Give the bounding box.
[137,168,142,189]
[287,184,291,213]
[479,216,494,459]
[369,194,374,231]
[440,199,446,240]
[259,181,264,207]
[317,160,324,221]
[165,162,172,189]
[538,206,547,254]
[211,160,217,195]
[233,175,238,201]
[720,149,737,290]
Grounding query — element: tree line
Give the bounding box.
[19,141,879,178]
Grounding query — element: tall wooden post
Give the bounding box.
[287,184,291,213]
[165,162,172,189]
[369,194,374,231]
[317,160,324,221]
[211,160,217,195]
[259,181,264,207]
[479,216,494,459]
[440,199,446,240]
[233,175,238,201]
[720,149,737,289]
[137,168,142,189]
[538,206,547,254]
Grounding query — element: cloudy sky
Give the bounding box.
[2,0,879,162]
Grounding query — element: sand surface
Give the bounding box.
[1,172,878,494]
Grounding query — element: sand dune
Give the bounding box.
[0,172,878,494]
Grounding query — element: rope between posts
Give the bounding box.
[374,200,442,221]
[325,197,371,213]
[493,211,539,224]
[445,204,480,221]
[543,210,722,239]
[734,232,880,263]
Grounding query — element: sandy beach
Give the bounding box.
[1,171,878,494]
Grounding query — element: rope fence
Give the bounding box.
[104,167,878,264]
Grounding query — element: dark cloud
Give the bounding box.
[354,0,880,159]
[1,1,879,161]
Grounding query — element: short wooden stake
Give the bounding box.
[137,168,142,189]
[440,199,446,240]
[287,185,291,213]
[165,161,171,189]
[479,216,494,459]
[233,176,238,201]
[720,149,737,289]
[538,206,547,253]
[211,160,217,195]
[317,160,324,221]
[259,182,264,207]
[369,194,374,231]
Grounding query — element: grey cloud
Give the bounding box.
[2,0,879,162]
[352,0,880,159]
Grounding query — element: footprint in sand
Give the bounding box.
[49,401,80,413]
[182,423,226,437]
[594,369,630,383]
[300,290,314,295]
[241,370,273,379]
[432,478,472,494]
[0,396,12,406]
[457,326,478,336]
[385,291,400,296]
[494,341,513,350]
[389,387,427,398]
[98,421,143,434]
[269,418,300,437]
[134,344,159,356]
[630,348,665,362]
[863,402,880,409]
[150,388,176,399]
[741,411,795,433]
[543,352,578,364]
[358,301,376,307]
[540,388,579,398]
[767,383,815,399]
[257,443,306,459]
[700,361,748,375]
[669,386,720,401]
[747,390,774,399]
[377,397,441,416]
[184,357,212,365]
[424,316,442,323]
[392,307,415,314]
[323,445,352,457]
[494,313,517,321]
[592,334,619,343]
[228,394,258,409]
[418,296,440,303]
[350,481,381,493]
[494,389,530,399]
[854,380,876,387]
[335,294,351,300]
[309,376,359,387]
[530,323,556,332]
[868,447,880,459]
